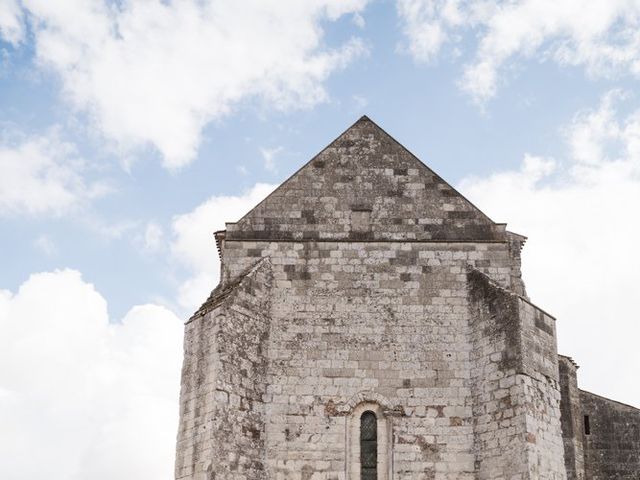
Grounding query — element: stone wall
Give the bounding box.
[467,269,528,479]
[467,270,565,480]
[175,260,272,480]
[506,232,527,298]
[206,235,568,480]
[556,360,640,480]
[226,116,506,244]
[174,116,583,480]
[558,356,585,480]
[221,238,517,479]
[581,390,640,480]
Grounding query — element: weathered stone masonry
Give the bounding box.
[175,116,639,480]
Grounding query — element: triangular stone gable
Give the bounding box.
[226,116,505,242]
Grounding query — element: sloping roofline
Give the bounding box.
[229,115,500,228]
[580,389,640,411]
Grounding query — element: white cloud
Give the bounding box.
[0,269,183,480]
[8,0,369,169]
[352,94,369,110]
[459,92,640,406]
[0,0,23,46]
[171,183,277,312]
[0,130,107,217]
[397,0,456,62]
[260,146,283,172]
[142,221,164,253]
[353,12,366,29]
[397,0,640,103]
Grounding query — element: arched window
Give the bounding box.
[348,401,389,480]
[360,411,377,480]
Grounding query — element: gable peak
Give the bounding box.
[226,116,505,243]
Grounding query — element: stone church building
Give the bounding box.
[174,117,639,480]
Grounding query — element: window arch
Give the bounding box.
[348,402,389,480]
[360,411,378,479]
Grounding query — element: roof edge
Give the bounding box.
[467,266,557,321]
[580,388,640,411]
[231,115,506,229]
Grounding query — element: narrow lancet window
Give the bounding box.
[360,411,378,480]
[584,415,591,435]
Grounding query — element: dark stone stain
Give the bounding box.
[450,416,464,426]
[397,434,442,461]
[447,210,476,219]
[301,465,314,480]
[534,310,553,335]
[348,231,374,241]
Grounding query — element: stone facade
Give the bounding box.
[174,117,639,480]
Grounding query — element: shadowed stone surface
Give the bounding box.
[580,390,640,480]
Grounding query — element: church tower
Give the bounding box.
[174,117,639,480]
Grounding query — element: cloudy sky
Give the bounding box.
[1,1,639,478]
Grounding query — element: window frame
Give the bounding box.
[360,411,378,479]
[347,402,390,480]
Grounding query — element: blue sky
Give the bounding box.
[1,1,640,478]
